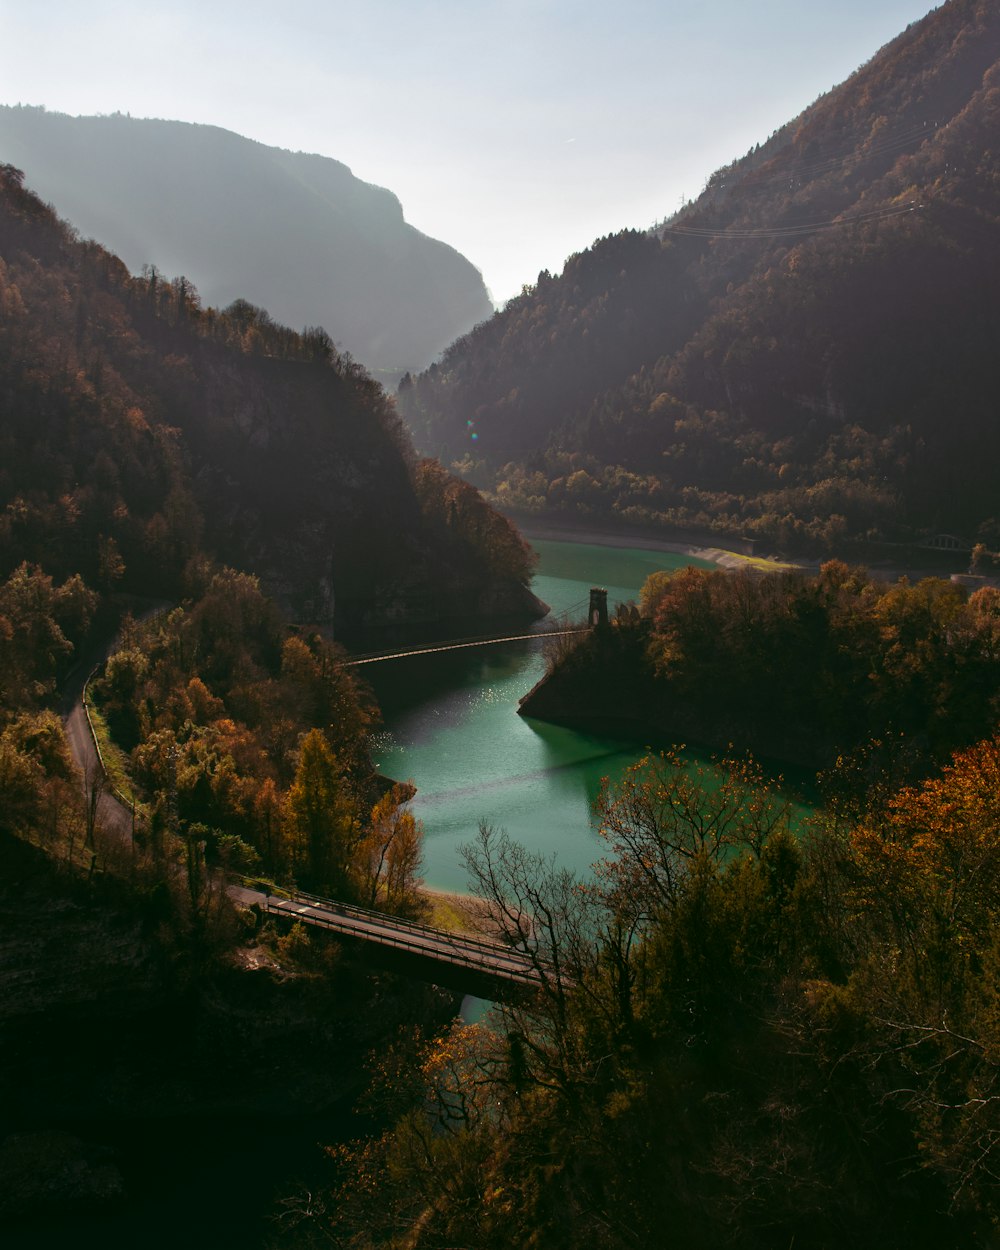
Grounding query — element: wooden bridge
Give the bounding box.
[229,882,552,1000]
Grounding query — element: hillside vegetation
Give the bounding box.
[309,737,1000,1249]
[0,161,491,1228]
[522,561,1000,774]
[400,0,1000,551]
[0,163,536,633]
[0,107,494,376]
[0,154,541,943]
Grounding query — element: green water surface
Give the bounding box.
[367,538,717,892]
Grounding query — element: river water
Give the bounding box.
[367,538,718,893]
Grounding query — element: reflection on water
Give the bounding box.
[367,539,717,893]
[460,994,494,1024]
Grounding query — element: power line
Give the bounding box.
[746,119,934,187]
[661,201,918,241]
[656,118,935,240]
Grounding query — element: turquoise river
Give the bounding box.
[367,537,718,893]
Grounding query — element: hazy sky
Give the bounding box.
[2,0,939,305]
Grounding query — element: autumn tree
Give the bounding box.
[413,457,538,585]
[286,729,358,895]
[279,633,376,770]
[354,782,424,916]
[829,736,1000,1211]
[0,564,97,711]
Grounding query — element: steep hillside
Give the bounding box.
[0,108,494,376]
[0,164,537,634]
[400,0,1000,551]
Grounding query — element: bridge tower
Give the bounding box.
[589,586,609,629]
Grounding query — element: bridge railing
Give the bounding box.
[263,893,542,987]
[338,624,588,667]
[287,887,524,958]
[231,879,567,987]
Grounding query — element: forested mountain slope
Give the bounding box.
[0,108,494,376]
[0,164,536,633]
[400,0,1000,551]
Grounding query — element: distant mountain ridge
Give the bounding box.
[0,163,537,632]
[0,107,493,375]
[399,0,1000,551]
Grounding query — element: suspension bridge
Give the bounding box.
[66,590,609,997]
[338,588,608,667]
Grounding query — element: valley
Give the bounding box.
[3,1,1000,1245]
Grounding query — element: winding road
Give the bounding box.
[61,622,548,996]
[60,627,141,845]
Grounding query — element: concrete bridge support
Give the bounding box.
[589,586,609,629]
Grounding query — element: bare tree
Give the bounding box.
[461,823,623,1111]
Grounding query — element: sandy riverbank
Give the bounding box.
[515,519,972,583]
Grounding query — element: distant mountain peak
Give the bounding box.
[0,106,493,376]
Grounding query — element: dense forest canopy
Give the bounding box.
[0,558,427,918]
[400,0,1000,551]
[0,107,494,376]
[524,560,1000,776]
[308,736,1000,1249]
[0,162,536,633]
[7,2,1000,1242]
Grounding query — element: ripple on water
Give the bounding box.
[368,539,719,892]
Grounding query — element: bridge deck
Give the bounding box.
[339,626,588,667]
[229,884,546,990]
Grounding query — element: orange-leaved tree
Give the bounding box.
[287,729,358,896]
[844,736,1000,1208]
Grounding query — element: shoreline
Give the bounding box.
[515,519,971,584]
[420,884,497,936]
[516,519,810,574]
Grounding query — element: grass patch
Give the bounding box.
[84,696,139,808]
[236,876,293,900]
[715,551,803,573]
[16,825,96,875]
[421,890,488,935]
[739,556,800,572]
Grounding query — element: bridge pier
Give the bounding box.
[589,587,609,629]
